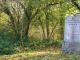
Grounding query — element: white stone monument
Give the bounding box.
[62,13,80,53]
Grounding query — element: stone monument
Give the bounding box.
[62,13,80,53]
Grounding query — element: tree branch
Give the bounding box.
[71,0,80,10]
[31,2,60,19]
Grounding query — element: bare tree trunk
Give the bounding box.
[45,13,50,39]
[50,21,59,38]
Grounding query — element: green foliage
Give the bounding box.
[23,37,62,50]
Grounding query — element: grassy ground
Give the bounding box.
[0,49,80,60]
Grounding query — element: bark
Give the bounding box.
[45,13,50,39]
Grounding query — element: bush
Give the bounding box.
[0,35,62,55]
[23,37,62,50]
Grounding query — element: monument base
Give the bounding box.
[62,42,80,54]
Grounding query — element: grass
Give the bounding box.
[0,49,80,60]
[0,51,60,60]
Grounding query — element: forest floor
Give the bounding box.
[0,48,80,60]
